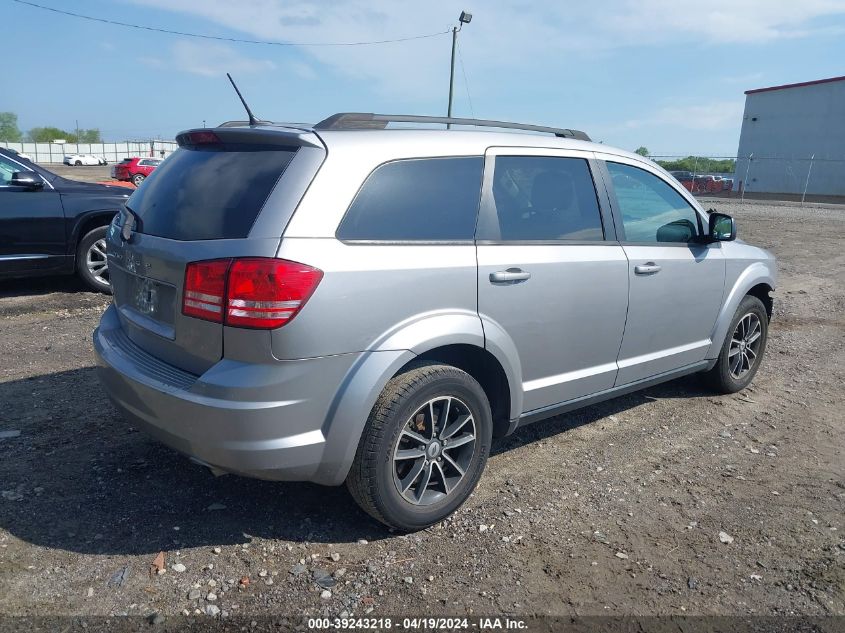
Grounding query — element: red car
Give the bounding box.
[111,157,163,187]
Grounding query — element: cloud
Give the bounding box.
[128,0,845,98]
[620,101,745,131]
[141,41,276,77]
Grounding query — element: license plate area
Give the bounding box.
[114,268,177,339]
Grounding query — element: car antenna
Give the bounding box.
[226,73,259,126]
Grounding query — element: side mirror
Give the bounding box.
[709,212,736,241]
[11,171,44,191]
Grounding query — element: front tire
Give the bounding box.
[346,362,492,531]
[704,295,768,393]
[76,226,111,294]
[74,160,81,166]
[131,173,145,187]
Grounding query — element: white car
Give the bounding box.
[64,154,107,166]
[7,148,33,161]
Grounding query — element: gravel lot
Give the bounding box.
[0,199,842,624]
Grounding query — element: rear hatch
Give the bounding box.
[106,126,325,375]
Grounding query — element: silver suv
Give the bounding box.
[94,113,776,531]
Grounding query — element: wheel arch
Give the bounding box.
[314,314,522,486]
[707,263,776,359]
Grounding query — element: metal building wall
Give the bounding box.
[734,79,845,196]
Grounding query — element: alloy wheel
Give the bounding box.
[729,313,762,379]
[392,396,476,506]
[86,238,109,286]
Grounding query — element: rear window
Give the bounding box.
[336,157,483,241]
[127,145,297,240]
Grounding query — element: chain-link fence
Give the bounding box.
[650,154,845,202]
[0,140,178,164]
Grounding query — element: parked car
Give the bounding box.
[94,114,776,531]
[6,147,32,161]
[0,147,130,292]
[721,177,734,192]
[669,170,694,192]
[111,157,162,187]
[64,154,107,166]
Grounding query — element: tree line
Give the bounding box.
[635,147,736,174]
[0,112,102,143]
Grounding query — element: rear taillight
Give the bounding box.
[183,260,229,322]
[182,258,322,329]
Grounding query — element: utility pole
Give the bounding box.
[447,11,473,129]
[75,119,80,143]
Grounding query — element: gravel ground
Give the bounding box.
[0,199,842,623]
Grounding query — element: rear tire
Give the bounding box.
[704,295,768,393]
[346,362,492,532]
[76,226,112,294]
[131,173,145,187]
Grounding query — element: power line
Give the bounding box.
[456,40,475,119]
[9,0,450,47]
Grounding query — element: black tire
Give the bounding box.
[73,160,81,166]
[76,226,112,294]
[131,173,145,187]
[704,295,768,393]
[346,362,492,532]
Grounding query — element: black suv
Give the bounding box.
[0,147,130,292]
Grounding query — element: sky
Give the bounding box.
[3,0,845,155]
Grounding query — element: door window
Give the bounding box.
[607,162,701,243]
[487,156,604,241]
[0,155,34,187]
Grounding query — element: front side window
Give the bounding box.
[488,156,604,241]
[336,157,483,241]
[607,162,701,243]
[0,155,33,187]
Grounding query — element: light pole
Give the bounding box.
[447,10,472,128]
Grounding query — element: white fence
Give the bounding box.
[0,141,178,164]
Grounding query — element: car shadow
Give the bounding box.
[0,366,711,555]
[0,275,89,299]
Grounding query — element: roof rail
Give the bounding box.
[314,113,591,141]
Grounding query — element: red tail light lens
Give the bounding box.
[182,258,322,329]
[183,260,229,322]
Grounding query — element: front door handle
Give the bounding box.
[490,268,531,284]
[634,262,662,275]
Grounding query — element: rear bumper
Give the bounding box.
[93,305,361,484]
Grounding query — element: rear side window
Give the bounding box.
[487,156,604,241]
[337,157,483,241]
[128,146,297,240]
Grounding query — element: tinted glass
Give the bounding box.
[337,157,483,241]
[489,156,603,241]
[608,162,700,243]
[127,146,296,240]
[0,154,34,187]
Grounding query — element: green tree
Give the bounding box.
[634,146,650,157]
[0,112,23,142]
[78,129,102,143]
[655,156,736,174]
[27,126,103,143]
[28,126,73,143]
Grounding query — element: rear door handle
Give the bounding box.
[634,262,662,275]
[490,269,531,284]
